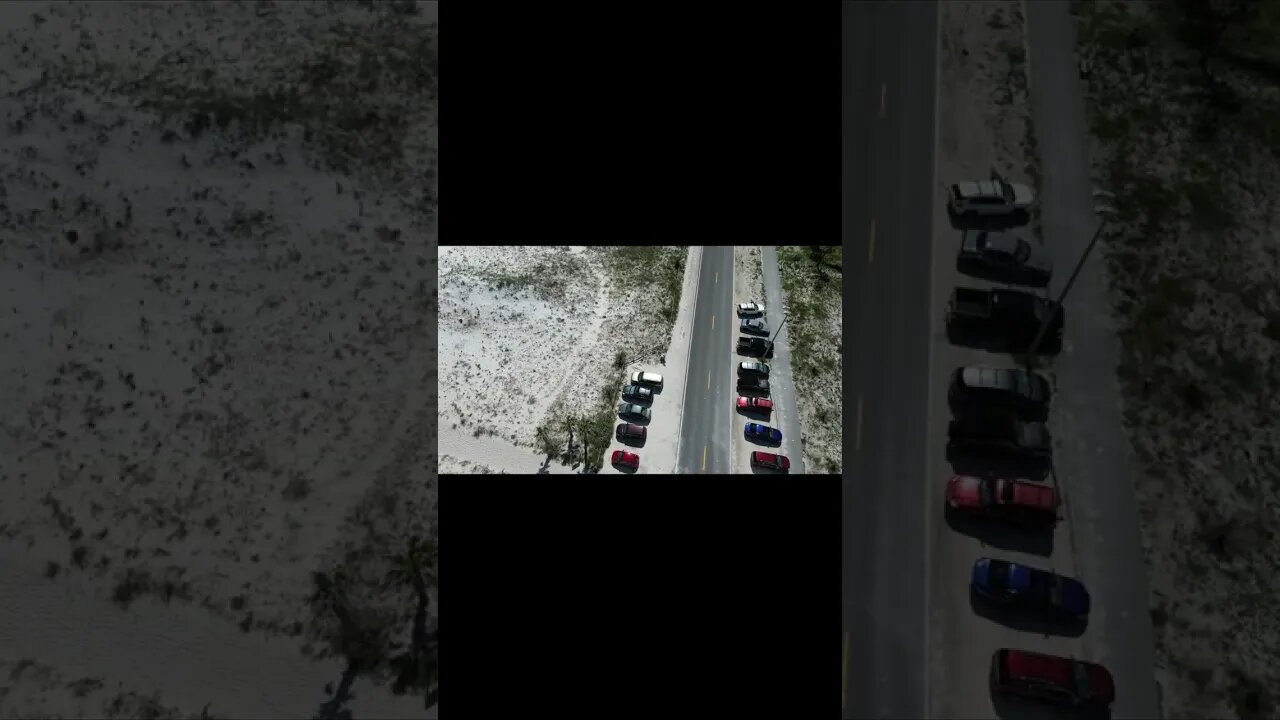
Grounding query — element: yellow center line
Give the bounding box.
[711,314,715,331]
[855,394,863,452]
[707,370,711,390]
[843,630,850,709]
[701,445,707,472]
[868,220,876,264]
[715,271,718,284]
[879,82,887,118]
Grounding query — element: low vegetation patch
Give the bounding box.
[1077,0,1280,715]
[777,246,843,473]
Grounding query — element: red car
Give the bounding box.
[990,648,1114,710]
[736,396,774,413]
[611,450,640,470]
[945,475,1058,527]
[750,451,790,472]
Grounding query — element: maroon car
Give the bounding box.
[736,396,774,413]
[990,648,1114,710]
[611,450,640,470]
[945,475,1058,527]
[616,423,647,443]
[750,451,790,472]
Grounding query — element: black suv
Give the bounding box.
[947,412,1051,464]
[737,336,775,358]
[737,377,770,394]
[949,366,1051,418]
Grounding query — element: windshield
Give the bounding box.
[987,561,1009,588]
[1014,239,1031,263]
[979,479,995,507]
[999,481,1014,504]
[1072,662,1090,697]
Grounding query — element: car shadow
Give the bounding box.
[945,324,1063,356]
[745,434,783,448]
[991,693,1111,720]
[611,462,638,474]
[969,589,1088,638]
[944,503,1055,557]
[955,258,1051,289]
[737,408,773,421]
[947,207,1031,231]
[618,413,651,426]
[738,387,771,398]
[623,394,654,406]
[946,447,1051,482]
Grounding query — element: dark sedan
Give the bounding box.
[744,422,782,444]
[971,557,1090,623]
[957,230,1052,287]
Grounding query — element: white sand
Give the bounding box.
[0,1,437,716]
[440,246,698,475]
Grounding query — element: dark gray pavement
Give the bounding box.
[842,1,938,717]
[677,246,734,473]
[1024,3,1161,717]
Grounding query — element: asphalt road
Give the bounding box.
[677,246,734,473]
[1023,3,1161,717]
[756,246,805,475]
[841,2,937,718]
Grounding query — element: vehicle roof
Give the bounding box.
[1004,649,1074,685]
[1004,650,1113,701]
[956,180,1004,199]
[961,366,1015,391]
[1006,479,1057,510]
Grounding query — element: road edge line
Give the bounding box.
[671,245,703,472]
[922,2,943,717]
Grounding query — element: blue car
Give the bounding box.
[971,557,1090,622]
[744,422,782,443]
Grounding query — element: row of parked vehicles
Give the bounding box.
[945,177,1114,713]
[611,371,665,471]
[736,302,790,473]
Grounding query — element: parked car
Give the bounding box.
[736,396,774,413]
[737,301,766,317]
[617,403,651,422]
[989,648,1115,710]
[737,377,770,394]
[947,413,1052,464]
[615,423,647,443]
[949,366,1051,417]
[621,383,653,402]
[630,371,664,388]
[611,450,640,470]
[948,177,1035,217]
[740,318,768,335]
[945,475,1059,527]
[945,287,1063,351]
[737,335,775,357]
[750,451,790,472]
[971,557,1091,623]
[957,230,1053,287]
[737,361,770,377]
[744,422,782,443]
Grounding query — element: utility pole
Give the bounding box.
[770,313,788,344]
[1024,197,1116,363]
